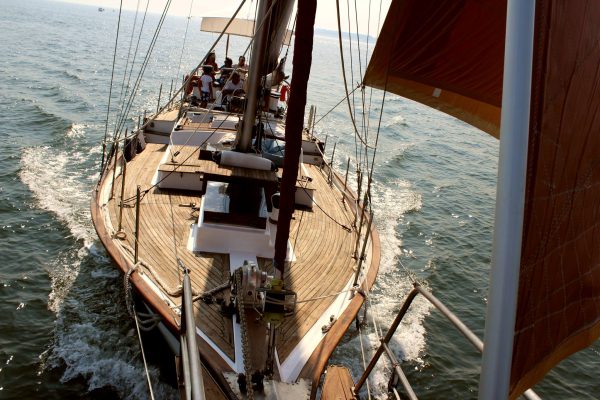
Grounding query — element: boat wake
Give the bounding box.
[334,178,432,398]
[20,124,177,398]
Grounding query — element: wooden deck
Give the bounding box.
[157,145,278,184]
[321,365,355,400]
[94,139,379,396]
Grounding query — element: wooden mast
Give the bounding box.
[273,0,317,276]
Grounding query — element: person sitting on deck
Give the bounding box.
[199,65,214,108]
[222,72,245,98]
[233,55,249,78]
[218,57,233,86]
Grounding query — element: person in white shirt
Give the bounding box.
[199,66,213,107]
[222,72,245,98]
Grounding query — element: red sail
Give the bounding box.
[363,0,506,138]
[364,0,600,397]
[510,1,600,397]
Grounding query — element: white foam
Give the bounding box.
[20,146,95,244]
[51,317,177,399]
[335,178,432,398]
[21,123,178,398]
[20,143,97,312]
[66,123,87,138]
[384,114,407,128]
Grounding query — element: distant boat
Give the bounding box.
[98,7,104,12]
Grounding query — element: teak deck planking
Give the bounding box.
[99,141,375,387]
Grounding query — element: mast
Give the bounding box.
[479,0,536,398]
[273,0,317,276]
[236,0,294,152]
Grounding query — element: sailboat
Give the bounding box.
[322,0,599,399]
[92,0,380,398]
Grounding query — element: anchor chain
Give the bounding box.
[235,269,254,400]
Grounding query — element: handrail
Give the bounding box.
[179,260,205,400]
[354,282,541,400]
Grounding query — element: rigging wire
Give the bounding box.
[241,0,280,62]
[116,0,151,136]
[353,0,371,186]
[358,322,373,400]
[100,0,124,173]
[344,0,360,167]
[112,0,174,145]
[250,0,259,62]
[365,0,372,70]
[363,52,392,215]
[119,0,172,128]
[129,0,282,166]
[132,303,157,400]
[114,2,255,200]
[362,0,386,187]
[281,9,297,60]
[345,0,357,119]
[352,0,364,80]
[351,0,368,156]
[116,0,142,126]
[297,182,352,232]
[175,0,195,82]
[313,83,361,126]
[334,0,376,152]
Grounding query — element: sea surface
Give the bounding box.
[0,1,598,399]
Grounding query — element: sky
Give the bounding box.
[58,0,392,35]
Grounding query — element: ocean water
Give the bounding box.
[0,1,598,399]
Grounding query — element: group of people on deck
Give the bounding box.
[186,53,248,108]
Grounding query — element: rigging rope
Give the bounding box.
[334,0,376,152]
[116,0,142,125]
[117,0,150,131]
[175,0,195,81]
[357,322,373,400]
[365,0,372,70]
[101,0,124,174]
[297,182,352,232]
[352,0,370,176]
[101,0,172,179]
[313,83,361,126]
[124,262,140,318]
[241,0,280,63]
[132,303,157,400]
[128,0,286,186]
[112,0,174,144]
